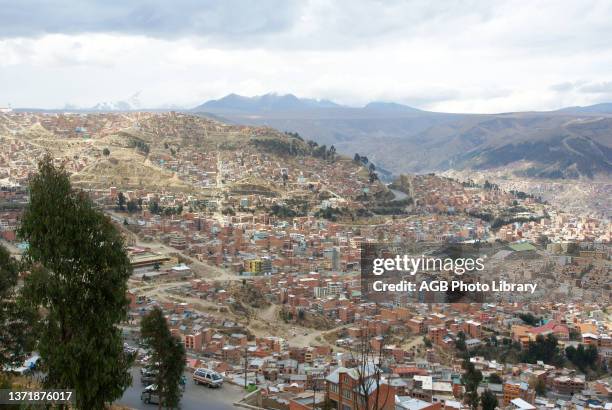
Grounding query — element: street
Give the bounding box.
[116,367,246,410]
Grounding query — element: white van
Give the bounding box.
[193,368,223,388]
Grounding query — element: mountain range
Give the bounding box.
[193,93,612,179]
[194,93,425,116]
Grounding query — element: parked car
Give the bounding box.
[193,368,223,388]
[141,369,158,386]
[140,362,159,376]
[140,384,160,405]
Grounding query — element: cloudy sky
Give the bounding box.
[1,0,612,112]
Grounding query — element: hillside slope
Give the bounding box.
[194,94,612,179]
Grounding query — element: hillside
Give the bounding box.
[381,114,612,179]
[0,112,387,205]
[193,94,612,179]
[1,111,571,226]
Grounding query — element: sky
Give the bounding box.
[1,0,612,113]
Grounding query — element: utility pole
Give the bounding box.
[244,344,248,389]
[312,374,317,410]
[312,370,325,410]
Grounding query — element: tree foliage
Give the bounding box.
[127,199,138,213]
[117,191,126,211]
[18,156,133,409]
[461,358,482,410]
[455,331,467,352]
[518,312,540,326]
[533,377,547,396]
[0,246,35,372]
[141,307,186,409]
[565,344,599,372]
[520,334,564,366]
[480,389,498,410]
[131,139,150,154]
[488,373,503,384]
[148,200,182,216]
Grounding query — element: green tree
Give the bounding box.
[566,344,599,372]
[456,331,467,352]
[329,145,336,161]
[127,199,138,213]
[19,156,133,409]
[461,358,482,410]
[117,191,126,211]
[0,245,35,378]
[488,373,503,384]
[521,334,564,366]
[480,389,498,410]
[141,307,186,409]
[148,200,161,214]
[534,378,547,396]
[518,313,540,326]
[102,148,110,156]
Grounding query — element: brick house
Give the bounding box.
[325,366,396,410]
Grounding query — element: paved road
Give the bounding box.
[116,367,245,410]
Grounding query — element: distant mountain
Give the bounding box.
[89,100,135,111]
[192,94,612,179]
[195,93,341,113]
[64,92,143,112]
[363,101,423,113]
[555,102,612,114]
[444,116,612,178]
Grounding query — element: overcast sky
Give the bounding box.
[1,0,612,113]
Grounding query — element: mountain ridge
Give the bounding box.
[192,93,612,179]
[9,93,612,179]
[193,93,422,114]
[195,92,343,113]
[193,92,612,116]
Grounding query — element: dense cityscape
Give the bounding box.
[0,110,609,410]
[1,2,611,410]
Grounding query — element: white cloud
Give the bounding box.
[1,1,612,112]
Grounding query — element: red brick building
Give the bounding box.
[325,366,396,410]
